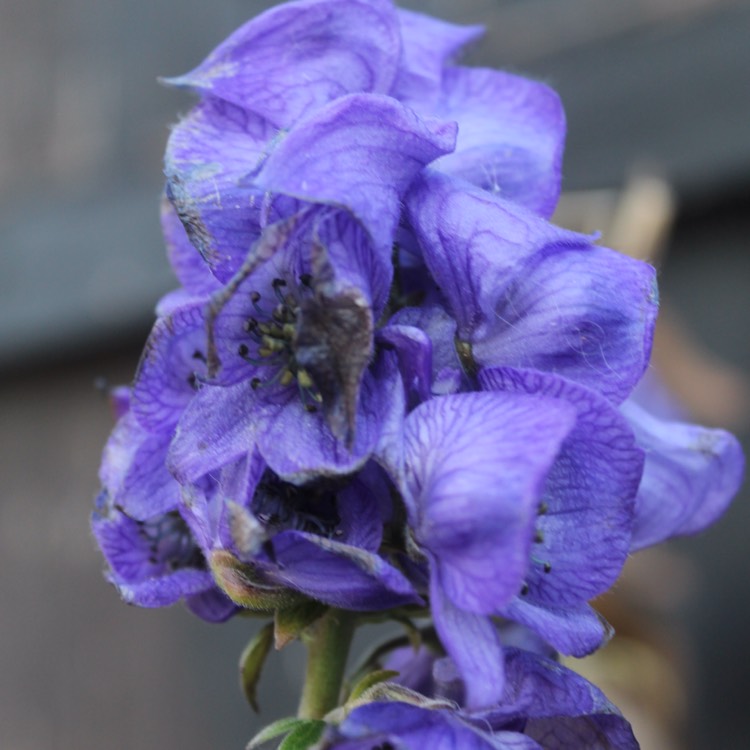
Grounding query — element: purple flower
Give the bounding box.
[401,169,659,404]
[92,388,236,622]
[183,456,422,612]
[92,493,236,623]
[165,0,564,256]
[90,8,745,739]
[98,298,419,613]
[385,368,643,706]
[323,645,637,749]
[166,93,454,465]
[95,377,419,616]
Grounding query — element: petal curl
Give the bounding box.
[112,569,215,608]
[160,195,220,297]
[432,68,565,217]
[501,599,612,658]
[264,531,421,611]
[392,9,483,109]
[165,97,272,282]
[407,171,658,402]
[255,93,457,305]
[479,649,638,749]
[622,399,745,551]
[165,0,402,128]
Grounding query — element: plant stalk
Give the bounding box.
[298,609,355,720]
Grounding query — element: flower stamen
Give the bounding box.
[237,278,324,408]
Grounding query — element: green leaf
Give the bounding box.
[239,622,274,713]
[348,669,400,702]
[246,717,306,749]
[274,601,328,649]
[278,720,326,750]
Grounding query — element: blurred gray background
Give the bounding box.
[1,0,749,748]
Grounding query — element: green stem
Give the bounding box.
[298,609,355,720]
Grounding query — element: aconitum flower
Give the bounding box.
[91,10,745,748]
[387,369,643,706]
[92,387,236,622]
[184,456,422,612]
[321,645,638,749]
[400,169,659,403]
[97,274,420,614]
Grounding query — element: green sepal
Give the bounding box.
[278,720,326,750]
[327,682,454,726]
[355,681,452,709]
[239,622,274,713]
[210,550,303,611]
[246,717,306,749]
[348,669,400,702]
[274,600,329,650]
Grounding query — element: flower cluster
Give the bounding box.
[92,0,744,746]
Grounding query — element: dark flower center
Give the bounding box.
[237,275,323,411]
[138,511,205,570]
[251,469,341,538]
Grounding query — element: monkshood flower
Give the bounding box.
[95,248,421,615]
[320,646,637,749]
[167,94,454,455]
[164,223,410,483]
[87,2,750,749]
[94,368,420,617]
[165,0,565,274]
[379,357,743,706]
[92,493,238,623]
[386,368,644,707]
[400,169,659,404]
[91,386,237,622]
[183,455,422,612]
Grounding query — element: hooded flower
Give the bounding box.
[385,368,643,707]
[183,455,422,612]
[320,644,637,749]
[91,387,236,622]
[166,94,449,472]
[95,267,418,616]
[401,169,659,404]
[164,0,565,259]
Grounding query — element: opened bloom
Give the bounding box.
[92,2,743,747]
